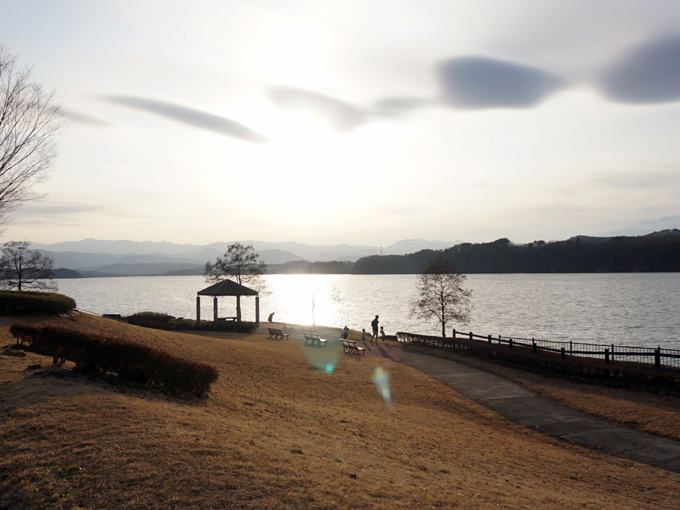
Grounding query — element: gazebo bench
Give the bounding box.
[342,339,365,355]
[304,333,327,347]
[268,328,289,340]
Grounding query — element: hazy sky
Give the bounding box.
[2,0,680,246]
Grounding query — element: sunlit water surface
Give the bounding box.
[57,273,680,349]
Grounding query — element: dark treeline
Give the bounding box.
[350,231,680,274]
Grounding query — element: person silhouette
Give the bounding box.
[371,315,379,342]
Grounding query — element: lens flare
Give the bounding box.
[371,366,393,413]
[298,339,340,373]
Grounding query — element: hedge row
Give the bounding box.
[0,291,76,315]
[10,324,219,396]
[396,332,680,393]
[126,312,257,333]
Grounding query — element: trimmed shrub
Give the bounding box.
[10,324,219,396]
[0,290,76,315]
[192,320,258,333]
[126,313,257,334]
[127,311,175,328]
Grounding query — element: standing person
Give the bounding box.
[361,329,366,342]
[342,326,349,339]
[371,315,379,342]
[380,326,386,341]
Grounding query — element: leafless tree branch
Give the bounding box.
[409,256,472,337]
[0,240,57,291]
[0,47,63,229]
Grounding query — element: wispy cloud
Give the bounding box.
[600,36,680,103]
[103,96,269,143]
[268,87,365,132]
[437,56,567,109]
[11,202,111,227]
[63,109,111,126]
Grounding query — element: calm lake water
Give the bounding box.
[56,273,680,349]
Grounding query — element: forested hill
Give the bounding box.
[349,230,680,274]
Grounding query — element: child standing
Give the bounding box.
[380,326,386,341]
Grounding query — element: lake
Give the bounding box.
[55,273,680,349]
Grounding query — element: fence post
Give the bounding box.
[604,348,610,363]
[655,348,661,369]
[570,341,573,355]
[509,338,513,348]
[532,340,537,354]
[561,347,565,359]
[488,334,492,344]
[452,329,456,339]
[469,331,473,340]
[611,344,614,362]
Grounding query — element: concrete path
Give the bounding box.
[390,348,680,474]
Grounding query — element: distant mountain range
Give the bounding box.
[600,215,680,237]
[30,238,462,277]
[26,215,680,277]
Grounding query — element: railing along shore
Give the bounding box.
[396,329,680,371]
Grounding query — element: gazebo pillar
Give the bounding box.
[196,296,200,323]
[213,296,218,322]
[236,296,242,322]
[255,296,260,326]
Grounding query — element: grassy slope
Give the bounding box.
[1,314,679,509]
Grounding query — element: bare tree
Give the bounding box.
[204,242,267,286]
[0,47,63,229]
[410,256,471,337]
[310,287,319,326]
[0,241,56,291]
[204,242,267,321]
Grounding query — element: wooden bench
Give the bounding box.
[304,333,327,347]
[341,339,366,355]
[268,328,289,340]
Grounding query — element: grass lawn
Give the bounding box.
[1,314,679,509]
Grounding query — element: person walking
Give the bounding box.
[371,315,379,342]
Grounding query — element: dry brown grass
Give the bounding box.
[1,314,680,509]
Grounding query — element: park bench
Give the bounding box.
[341,339,366,355]
[268,328,289,340]
[304,333,327,347]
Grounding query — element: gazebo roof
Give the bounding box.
[197,279,259,297]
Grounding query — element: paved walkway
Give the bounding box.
[375,345,680,474]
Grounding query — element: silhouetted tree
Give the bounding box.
[0,241,56,291]
[0,47,63,229]
[410,256,471,337]
[204,242,266,320]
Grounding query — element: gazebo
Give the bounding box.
[196,280,259,325]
